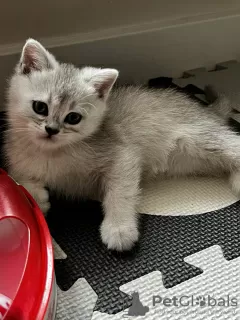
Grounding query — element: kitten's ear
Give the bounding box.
[18,38,58,74]
[84,68,119,100]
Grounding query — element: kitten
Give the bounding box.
[4,39,240,251]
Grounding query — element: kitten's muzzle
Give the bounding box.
[45,126,59,136]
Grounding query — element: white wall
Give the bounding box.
[1,0,240,45]
[1,1,240,110]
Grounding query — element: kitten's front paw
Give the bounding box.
[22,181,50,215]
[100,218,139,251]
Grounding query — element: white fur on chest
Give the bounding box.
[45,154,99,197]
[11,145,100,198]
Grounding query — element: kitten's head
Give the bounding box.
[7,38,118,150]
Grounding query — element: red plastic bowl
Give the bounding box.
[0,169,57,320]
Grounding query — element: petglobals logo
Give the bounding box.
[152,295,238,308]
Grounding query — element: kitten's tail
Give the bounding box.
[204,85,231,119]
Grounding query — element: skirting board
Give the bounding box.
[1,12,240,111]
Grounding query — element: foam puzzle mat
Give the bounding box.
[0,61,240,319]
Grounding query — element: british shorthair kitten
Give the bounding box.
[4,39,240,251]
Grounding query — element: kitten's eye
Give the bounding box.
[32,101,48,116]
[232,108,240,114]
[64,112,82,125]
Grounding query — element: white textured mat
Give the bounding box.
[52,238,67,260]
[92,245,240,319]
[56,278,97,320]
[137,176,239,216]
[53,176,240,319]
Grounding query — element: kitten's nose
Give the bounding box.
[45,126,59,136]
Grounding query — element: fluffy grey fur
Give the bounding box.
[205,84,240,121]
[4,39,240,251]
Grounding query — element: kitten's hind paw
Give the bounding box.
[100,218,139,251]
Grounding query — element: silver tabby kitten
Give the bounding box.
[4,39,240,251]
